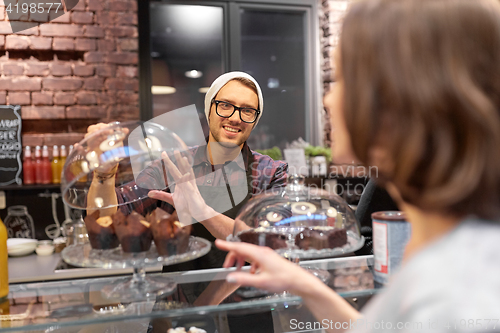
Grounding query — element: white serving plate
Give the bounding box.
[7,238,38,257]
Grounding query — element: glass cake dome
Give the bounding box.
[59,121,211,302]
[61,120,193,211]
[231,175,364,259]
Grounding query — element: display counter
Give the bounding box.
[1,255,378,333]
[8,253,163,284]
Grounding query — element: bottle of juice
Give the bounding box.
[34,146,42,185]
[0,298,9,328]
[60,145,67,182]
[60,145,67,168]
[51,145,61,184]
[41,145,51,184]
[0,216,8,301]
[23,146,35,185]
[0,298,9,320]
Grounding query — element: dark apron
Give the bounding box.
[156,153,275,333]
[163,153,254,272]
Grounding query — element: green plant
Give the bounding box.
[304,145,332,163]
[255,146,283,160]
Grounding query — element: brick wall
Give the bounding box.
[320,0,349,147]
[0,0,139,150]
[0,0,346,151]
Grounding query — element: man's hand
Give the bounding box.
[83,122,128,175]
[85,123,111,138]
[148,150,217,226]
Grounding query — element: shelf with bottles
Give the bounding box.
[21,144,71,187]
[0,183,62,191]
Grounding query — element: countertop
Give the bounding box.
[8,252,163,284]
[3,255,377,333]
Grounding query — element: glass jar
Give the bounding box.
[64,218,88,246]
[4,206,35,239]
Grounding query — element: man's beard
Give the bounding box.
[209,124,245,148]
[216,140,240,148]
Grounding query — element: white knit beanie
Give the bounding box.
[204,71,264,127]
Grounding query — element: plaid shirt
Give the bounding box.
[119,142,288,216]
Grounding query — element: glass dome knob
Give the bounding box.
[287,174,305,192]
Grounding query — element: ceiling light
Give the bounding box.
[185,70,203,79]
[152,86,176,94]
[198,87,210,93]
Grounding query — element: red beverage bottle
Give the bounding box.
[23,146,35,185]
[34,146,42,185]
[41,145,52,184]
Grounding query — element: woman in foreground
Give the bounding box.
[217,0,500,331]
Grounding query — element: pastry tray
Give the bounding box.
[62,236,211,269]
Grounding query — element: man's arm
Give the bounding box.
[84,123,121,217]
[251,152,288,194]
[87,170,118,217]
[84,123,175,218]
[267,161,288,190]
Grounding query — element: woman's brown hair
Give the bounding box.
[341,0,500,219]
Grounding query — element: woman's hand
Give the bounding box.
[215,239,314,294]
[217,239,362,331]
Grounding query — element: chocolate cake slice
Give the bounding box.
[238,229,288,250]
[295,227,347,250]
[83,210,120,250]
[113,210,153,253]
[147,208,192,256]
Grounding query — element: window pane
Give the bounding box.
[149,4,224,145]
[240,9,306,150]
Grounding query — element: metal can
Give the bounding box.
[371,211,411,285]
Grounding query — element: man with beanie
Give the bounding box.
[149,71,288,268]
[85,71,288,269]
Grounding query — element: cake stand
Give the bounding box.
[229,230,365,299]
[62,236,211,302]
[277,230,365,285]
[229,226,365,261]
[275,230,365,260]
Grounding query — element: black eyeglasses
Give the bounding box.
[213,100,260,123]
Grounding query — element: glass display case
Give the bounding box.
[1,255,378,332]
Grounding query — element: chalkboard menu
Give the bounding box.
[0,105,22,186]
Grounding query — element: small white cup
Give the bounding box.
[36,240,55,256]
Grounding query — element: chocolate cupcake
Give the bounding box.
[295,227,347,250]
[147,208,192,256]
[113,210,153,253]
[83,210,120,250]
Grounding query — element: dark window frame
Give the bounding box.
[138,0,322,145]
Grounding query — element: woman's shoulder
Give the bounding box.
[367,219,500,328]
[403,218,500,283]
